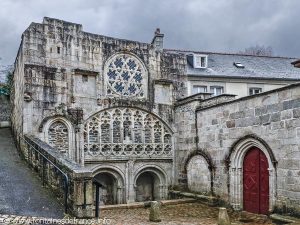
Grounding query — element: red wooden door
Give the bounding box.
[243,147,269,214]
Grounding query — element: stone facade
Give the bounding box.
[177,84,300,215]
[11,17,300,217]
[11,17,186,217]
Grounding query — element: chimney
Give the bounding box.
[151,28,164,51]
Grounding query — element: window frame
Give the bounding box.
[192,85,207,94]
[210,86,224,96]
[249,87,262,95]
[193,54,208,68]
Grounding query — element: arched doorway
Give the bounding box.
[228,135,276,213]
[243,147,269,214]
[93,173,118,205]
[135,172,160,202]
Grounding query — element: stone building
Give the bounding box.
[11,17,300,217]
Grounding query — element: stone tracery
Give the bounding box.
[83,108,172,157]
[105,54,146,97]
[48,121,69,153]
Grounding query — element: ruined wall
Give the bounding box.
[194,84,300,214]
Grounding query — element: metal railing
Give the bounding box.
[17,134,69,214]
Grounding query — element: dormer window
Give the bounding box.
[234,62,244,68]
[193,54,208,68]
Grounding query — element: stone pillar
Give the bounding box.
[149,201,161,222]
[237,168,242,210]
[72,174,94,218]
[117,186,124,204]
[230,167,237,209]
[218,207,230,225]
[127,160,135,203]
[159,185,166,200]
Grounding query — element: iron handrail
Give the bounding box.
[18,134,69,214]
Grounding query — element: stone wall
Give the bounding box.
[174,93,236,189]
[19,135,94,218]
[191,83,300,215]
[0,95,10,125]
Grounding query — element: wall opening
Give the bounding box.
[135,172,160,202]
[93,172,118,205]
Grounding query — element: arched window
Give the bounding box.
[48,121,69,153]
[83,108,172,157]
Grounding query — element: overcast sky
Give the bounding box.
[0,0,300,65]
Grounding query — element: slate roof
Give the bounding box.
[165,49,300,80]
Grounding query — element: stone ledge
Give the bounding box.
[270,214,298,224]
[98,198,196,210]
[169,190,217,206]
[0,121,10,128]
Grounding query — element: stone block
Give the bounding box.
[293,108,300,118]
[218,207,230,225]
[269,112,280,122]
[281,110,293,120]
[229,111,245,119]
[255,106,267,116]
[149,201,161,222]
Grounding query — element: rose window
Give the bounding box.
[105,54,146,97]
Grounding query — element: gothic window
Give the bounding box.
[83,108,172,157]
[48,121,69,153]
[105,54,147,98]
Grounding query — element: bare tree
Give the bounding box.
[239,45,274,56]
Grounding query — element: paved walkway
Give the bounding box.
[100,202,274,225]
[0,128,64,218]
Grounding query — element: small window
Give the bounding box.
[192,85,207,94]
[193,54,207,68]
[210,86,224,96]
[82,75,88,82]
[50,47,52,53]
[57,47,61,54]
[249,87,262,95]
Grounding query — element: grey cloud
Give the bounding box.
[0,0,299,65]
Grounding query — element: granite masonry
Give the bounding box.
[10,17,300,217]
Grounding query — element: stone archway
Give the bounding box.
[94,172,118,205]
[134,166,168,202]
[92,167,125,205]
[186,155,211,194]
[135,172,159,201]
[228,136,277,213]
[182,149,215,194]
